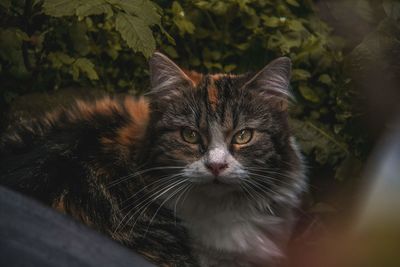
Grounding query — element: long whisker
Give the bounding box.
[241,179,277,216]
[178,184,193,214]
[119,174,180,208]
[114,176,183,233]
[244,177,280,197]
[121,174,183,213]
[144,181,189,235]
[173,183,191,225]
[246,171,296,187]
[108,166,185,188]
[240,181,259,203]
[246,167,297,178]
[128,178,188,235]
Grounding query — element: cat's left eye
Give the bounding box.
[181,127,201,144]
[232,129,253,145]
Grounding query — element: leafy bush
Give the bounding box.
[2,0,398,183]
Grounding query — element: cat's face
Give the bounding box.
[145,53,301,198]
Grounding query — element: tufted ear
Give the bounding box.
[244,57,292,110]
[148,52,193,99]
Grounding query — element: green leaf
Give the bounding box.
[290,119,349,165]
[43,0,81,17]
[171,1,195,35]
[73,58,99,80]
[286,0,300,7]
[287,20,305,32]
[224,64,237,72]
[262,16,280,27]
[298,84,320,103]
[292,69,311,81]
[43,0,114,18]
[115,13,156,58]
[318,74,332,85]
[0,28,29,77]
[115,0,161,25]
[159,25,176,45]
[48,52,74,68]
[163,45,178,58]
[71,64,80,80]
[69,22,90,55]
[76,1,113,18]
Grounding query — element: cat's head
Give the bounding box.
[144,52,302,199]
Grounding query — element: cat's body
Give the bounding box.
[0,53,306,267]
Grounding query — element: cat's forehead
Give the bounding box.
[186,73,252,130]
[194,73,247,109]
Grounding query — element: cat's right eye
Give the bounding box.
[181,127,201,144]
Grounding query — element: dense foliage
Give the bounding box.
[1,0,398,184]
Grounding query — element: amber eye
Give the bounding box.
[181,127,201,144]
[232,129,253,145]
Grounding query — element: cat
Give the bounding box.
[0,52,306,267]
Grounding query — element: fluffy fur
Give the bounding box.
[0,52,306,267]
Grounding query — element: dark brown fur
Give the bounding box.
[0,96,195,266]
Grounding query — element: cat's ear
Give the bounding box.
[244,57,292,110]
[149,52,193,98]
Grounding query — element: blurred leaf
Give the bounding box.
[0,0,11,9]
[383,0,400,20]
[48,52,74,67]
[335,155,363,181]
[292,69,311,81]
[224,64,236,72]
[286,0,300,7]
[69,22,90,55]
[318,74,332,85]
[291,119,349,165]
[0,28,29,77]
[262,16,280,27]
[298,84,320,103]
[164,45,178,58]
[355,0,375,23]
[171,1,195,34]
[73,58,99,80]
[287,20,305,32]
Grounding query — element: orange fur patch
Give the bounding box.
[116,97,149,146]
[73,97,122,121]
[52,195,66,213]
[70,97,149,160]
[52,195,92,225]
[183,70,203,86]
[210,73,236,80]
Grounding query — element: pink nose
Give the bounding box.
[206,162,228,176]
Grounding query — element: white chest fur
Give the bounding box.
[189,209,283,257]
[172,194,289,266]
